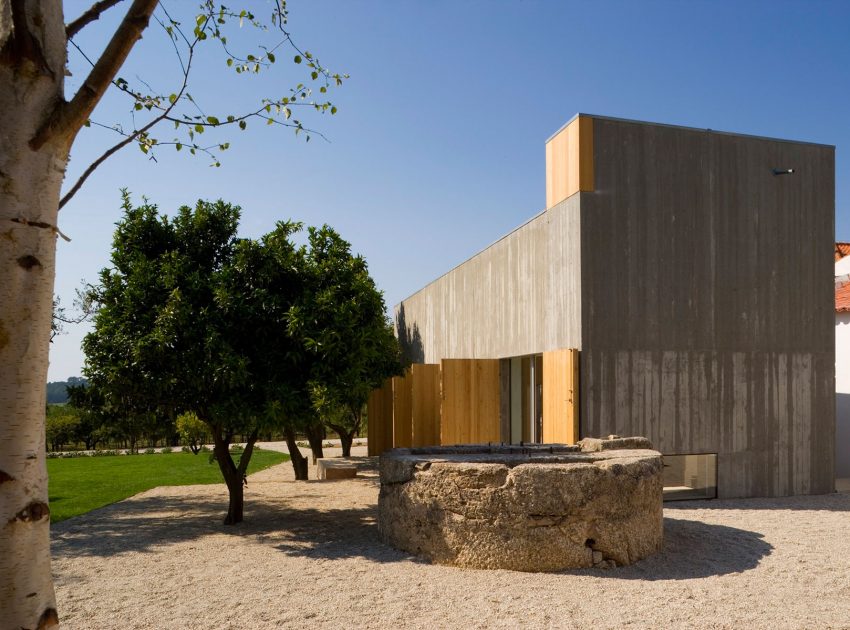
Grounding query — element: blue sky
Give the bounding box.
[50,0,850,380]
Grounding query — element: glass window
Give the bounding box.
[662,454,717,501]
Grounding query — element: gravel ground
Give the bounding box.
[52,445,850,629]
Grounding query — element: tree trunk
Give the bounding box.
[0,5,72,626]
[329,423,355,458]
[284,426,309,480]
[305,421,325,464]
[212,430,244,524]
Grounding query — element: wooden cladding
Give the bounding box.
[367,377,394,456]
[411,363,441,447]
[367,352,579,455]
[542,348,580,444]
[545,115,594,208]
[392,370,413,448]
[441,359,501,444]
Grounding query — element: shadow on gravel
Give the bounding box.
[568,517,773,581]
[51,491,406,564]
[664,492,850,512]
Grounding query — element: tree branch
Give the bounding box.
[66,0,127,40]
[30,0,159,150]
[60,30,196,209]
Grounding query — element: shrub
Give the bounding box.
[144,448,157,455]
[161,447,173,454]
[176,411,207,454]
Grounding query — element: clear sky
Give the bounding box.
[49,0,850,380]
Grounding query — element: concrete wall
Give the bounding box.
[395,195,582,362]
[579,118,835,498]
[836,312,850,477]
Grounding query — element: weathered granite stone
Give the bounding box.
[378,440,662,572]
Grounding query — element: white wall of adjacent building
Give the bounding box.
[836,301,850,478]
[836,255,850,276]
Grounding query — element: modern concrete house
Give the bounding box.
[382,114,835,500]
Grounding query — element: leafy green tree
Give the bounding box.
[66,383,109,450]
[291,227,404,457]
[84,194,309,522]
[175,412,208,454]
[45,406,81,452]
[0,3,344,624]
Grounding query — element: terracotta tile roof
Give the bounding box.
[836,242,850,261]
[837,280,850,313]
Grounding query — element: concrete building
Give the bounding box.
[392,114,835,500]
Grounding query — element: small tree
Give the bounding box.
[291,226,404,457]
[175,412,208,454]
[66,384,108,450]
[45,406,81,452]
[84,195,305,522]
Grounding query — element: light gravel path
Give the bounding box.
[52,447,850,629]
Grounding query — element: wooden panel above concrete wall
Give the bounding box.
[411,363,441,447]
[545,115,594,209]
[542,348,580,444]
[441,359,501,444]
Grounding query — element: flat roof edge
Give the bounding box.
[545,113,835,149]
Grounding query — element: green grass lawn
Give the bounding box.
[47,449,289,523]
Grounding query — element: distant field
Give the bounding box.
[47,450,289,523]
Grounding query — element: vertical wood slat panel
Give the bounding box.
[367,378,394,456]
[441,359,501,444]
[411,363,441,447]
[542,348,580,444]
[392,370,413,448]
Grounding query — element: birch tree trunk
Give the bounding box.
[0,4,68,627]
[1,1,158,625]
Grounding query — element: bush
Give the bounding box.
[181,445,192,453]
[92,449,119,457]
[161,447,173,454]
[176,411,207,455]
[230,444,244,454]
[144,448,157,455]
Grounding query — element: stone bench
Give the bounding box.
[316,458,358,480]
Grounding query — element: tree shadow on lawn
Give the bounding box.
[569,516,773,581]
[51,490,408,565]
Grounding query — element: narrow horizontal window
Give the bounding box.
[662,454,717,501]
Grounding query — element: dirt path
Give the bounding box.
[52,452,850,629]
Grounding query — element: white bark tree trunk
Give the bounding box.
[0,2,69,627]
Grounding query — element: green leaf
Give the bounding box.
[238,120,247,130]
[207,116,220,125]
[267,52,275,63]
[176,143,182,151]
[194,124,204,133]
[294,55,302,64]
[168,94,177,104]
[226,58,233,67]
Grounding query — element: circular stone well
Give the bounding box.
[378,437,663,572]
